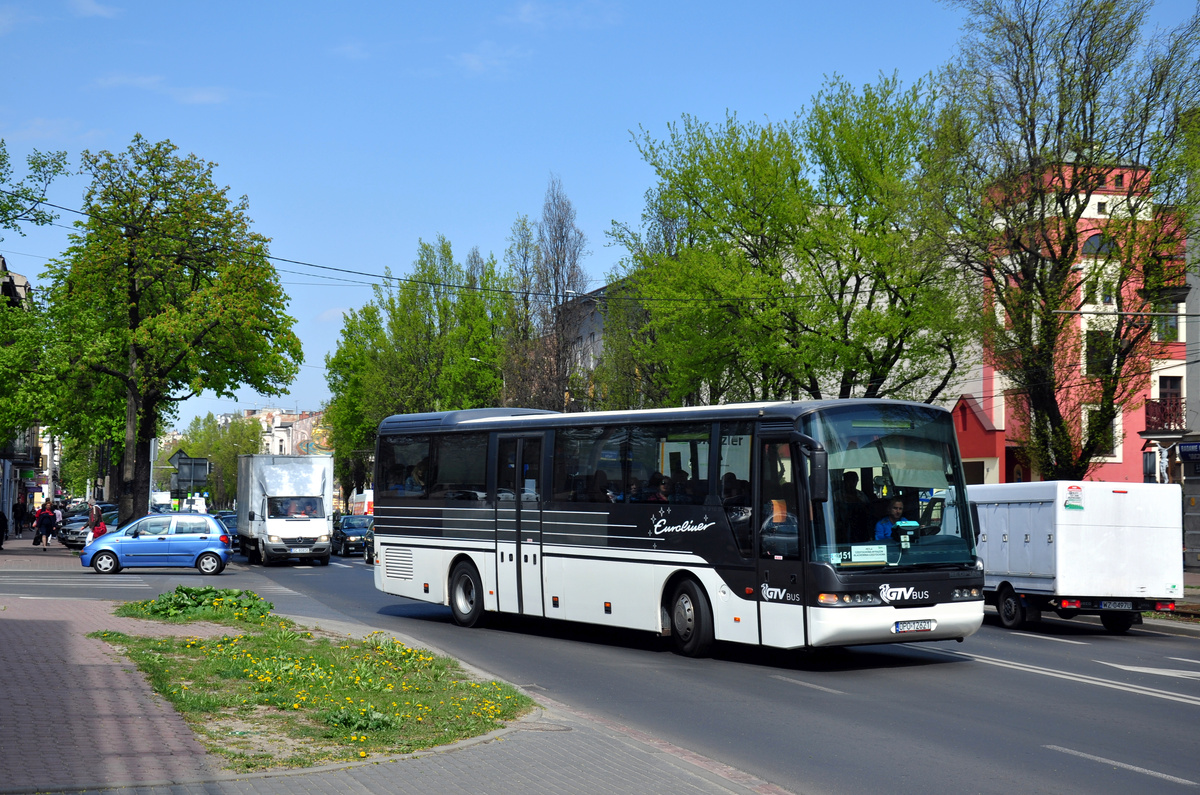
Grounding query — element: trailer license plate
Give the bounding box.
[893,619,935,634]
[289,547,310,554]
[1101,601,1133,610]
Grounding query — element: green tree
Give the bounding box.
[0,140,67,441]
[937,0,1200,479]
[42,136,302,522]
[156,413,262,507]
[606,76,977,407]
[324,236,510,498]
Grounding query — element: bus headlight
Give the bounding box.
[952,588,982,600]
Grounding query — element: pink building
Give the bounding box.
[954,163,1188,484]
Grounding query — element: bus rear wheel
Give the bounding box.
[449,561,485,628]
[670,580,714,657]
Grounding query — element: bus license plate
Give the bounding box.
[893,619,935,634]
[289,547,310,554]
[1101,601,1133,610]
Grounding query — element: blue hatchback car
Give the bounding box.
[81,512,233,575]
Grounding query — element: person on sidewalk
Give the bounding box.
[12,500,24,539]
[0,510,7,549]
[34,504,56,550]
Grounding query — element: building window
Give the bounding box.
[1153,304,1179,342]
[1084,406,1119,458]
[1114,173,1124,189]
[1085,330,1113,375]
[1097,201,1108,215]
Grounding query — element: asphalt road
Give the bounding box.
[6,556,1199,795]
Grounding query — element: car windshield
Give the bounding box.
[802,403,977,569]
[341,517,372,529]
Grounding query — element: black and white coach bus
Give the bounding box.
[370,400,984,656]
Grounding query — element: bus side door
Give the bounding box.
[756,438,808,648]
[496,435,545,616]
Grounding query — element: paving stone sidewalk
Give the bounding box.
[0,597,790,795]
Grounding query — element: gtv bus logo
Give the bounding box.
[879,584,930,604]
[760,584,801,602]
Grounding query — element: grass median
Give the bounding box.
[95,585,534,771]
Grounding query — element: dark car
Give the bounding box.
[332,515,373,557]
[363,525,375,565]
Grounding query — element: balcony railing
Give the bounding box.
[1145,397,1186,432]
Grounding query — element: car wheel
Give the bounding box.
[335,540,344,557]
[670,579,714,657]
[448,561,485,627]
[997,585,1025,630]
[92,551,120,575]
[1101,611,1136,634]
[196,552,224,575]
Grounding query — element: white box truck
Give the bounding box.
[968,481,1184,633]
[236,454,334,566]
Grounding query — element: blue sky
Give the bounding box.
[1,0,1193,429]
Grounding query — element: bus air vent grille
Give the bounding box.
[384,546,414,580]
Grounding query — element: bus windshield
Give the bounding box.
[802,404,976,569]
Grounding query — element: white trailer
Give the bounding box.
[236,454,334,566]
[968,481,1183,633]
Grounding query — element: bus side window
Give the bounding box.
[719,422,753,557]
[380,435,431,498]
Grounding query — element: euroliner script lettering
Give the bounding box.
[650,518,715,536]
[879,584,930,604]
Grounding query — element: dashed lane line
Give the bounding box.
[1044,745,1197,786]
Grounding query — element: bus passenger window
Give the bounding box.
[380,435,431,498]
[719,422,752,556]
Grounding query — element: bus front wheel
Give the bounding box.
[670,580,714,657]
[449,561,485,628]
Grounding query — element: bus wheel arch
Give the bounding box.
[664,573,715,657]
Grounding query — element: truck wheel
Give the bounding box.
[259,540,274,566]
[1101,612,1136,634]
[243,538,260,564]
[449,561,485,627]
[317,554,330,566]
[1054,609,1080,620]
[997,585,1026,630]
[670,579,715,657]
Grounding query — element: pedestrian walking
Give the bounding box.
[0,510,7,550]
[34,504,56,550]
[12,500,24,539]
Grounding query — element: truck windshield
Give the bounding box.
[802,403,976,569]
[267,497,325,519]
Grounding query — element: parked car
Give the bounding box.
[58,504,117,547]
[363,525,375,565]
[61,510,120,549]
[81,512,232,575]
[332,515,373,557]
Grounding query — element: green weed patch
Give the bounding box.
[94,604,532,771]
[114,585,275,627]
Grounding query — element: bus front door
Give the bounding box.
[496,435,544,617]
[756,439,808,648]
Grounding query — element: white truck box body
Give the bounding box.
[236,454,334,563]
[968,481,1183,602]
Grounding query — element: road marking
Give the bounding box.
[1168,657,1200,666]
[329,562,352,568]
[1094,661,1200,680]
[1010,631,1089,645]
[1044,745,1197,786]
[916,647,1200,707]
[770,675,845,695]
